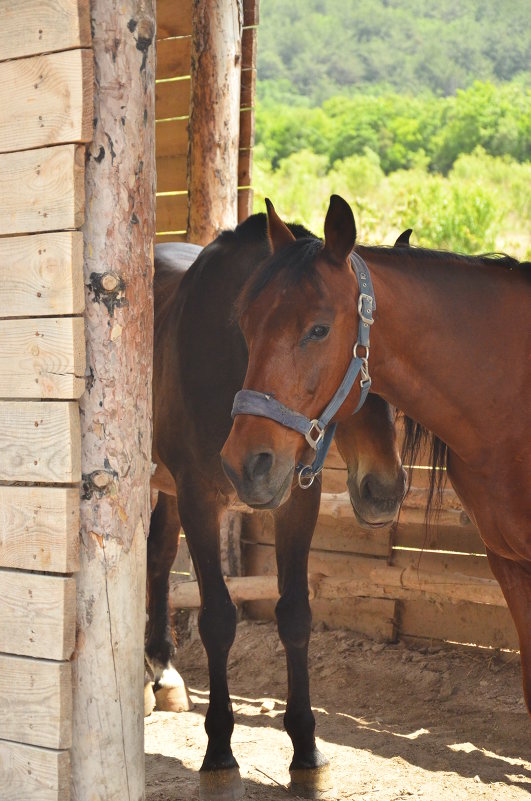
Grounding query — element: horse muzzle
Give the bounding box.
[348,467,407,528]
[221,447,295,510]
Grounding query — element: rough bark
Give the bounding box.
[71,2,156,799]
[187,0,243,244]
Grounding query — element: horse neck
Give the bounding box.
[357,247,524,463]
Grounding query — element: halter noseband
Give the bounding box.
[231,253,375,488]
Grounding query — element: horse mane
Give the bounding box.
[400,415,448,522]
[364,244,527,275]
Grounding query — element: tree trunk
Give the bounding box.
[71,2,156,799]
[188,0,243,244]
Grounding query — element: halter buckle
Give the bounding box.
[358,293,374,326]
[305,419,325,449]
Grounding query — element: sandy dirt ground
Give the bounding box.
[145,619,530,801]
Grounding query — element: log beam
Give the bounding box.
[187,0,243,243]
[71,2,155,799]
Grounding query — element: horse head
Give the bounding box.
[221,196,405,523]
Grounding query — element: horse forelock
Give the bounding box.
[235,236,326,320]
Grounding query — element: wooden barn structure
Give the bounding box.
[0,0,518,799]
[0,0,257,799]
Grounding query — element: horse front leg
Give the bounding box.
[177,475,243,801]
[146,490,193,712]
[273,481,334,799]
[486,547,531,714]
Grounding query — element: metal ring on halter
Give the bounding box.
[298,465,316,489]
[353,343,369,360]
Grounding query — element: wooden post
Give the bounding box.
[187,0,243,244]
[71,2,156,799]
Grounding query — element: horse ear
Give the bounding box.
[265,198,296,253]
[323,195,357,264]
[394,228,413,247]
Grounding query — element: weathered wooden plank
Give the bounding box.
[156,194,189,233]
[0,232,84,318]
[0,653,72,749]
[238,187,253,222]
[157,0,193,39]
[238,149,252,187]
[156,39,192,80]
[240,67,256,108]
[244,543,504,606]
[155,78,190,120]
[0,401,81,483]
[243,0,260,26]
[0,486,79,573]
[242,27,257,70]
[243,505,392,558]
[0,0,90,62]
[0,740,70,801]
[0,570,76,660]
[0,49,93,154]
[0,144,84,236]
[239,108,255,149]
[392,548,493,582]
[312,597,397,640]
[156,118,189,157]
[399,599,519,650]
[156,155,188,193]
[0,317,85,399]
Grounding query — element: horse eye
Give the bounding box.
[308,325,330,341]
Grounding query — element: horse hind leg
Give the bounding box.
[486,548,531,714]
[146,490,193,713]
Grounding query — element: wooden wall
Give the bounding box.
[156,0,258,243]
[0,1,92,798]
[243,438,519,651]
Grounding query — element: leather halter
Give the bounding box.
[231,252,375,488]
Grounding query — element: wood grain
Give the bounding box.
[0,486,79,572]
[156,39,192,80]
[0,653,72,748]
[156,155,188,193]
[0,570,76,660]
[156,194,189,233]
[156,118,189,157]
[0,49,93,154]
[0,0,90,61]
[0,317,85,399]
[155,78,190,120]
[0,401,81,483]
[157,0,193,39]
[400,598,519,650]
[0,232,84,318]
[0,740,70,801]
[0,144,85,236]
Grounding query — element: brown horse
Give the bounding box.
[222,197,531,780]
[148,214,406,800]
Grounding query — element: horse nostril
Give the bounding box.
[245,451,274,482]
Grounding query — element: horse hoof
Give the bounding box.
[199,767,245,801]
[155,683,194,712]
[289,765,335,799]
[144,682,156,717]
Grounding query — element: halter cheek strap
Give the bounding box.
[231,252,375,488]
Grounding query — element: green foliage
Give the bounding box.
[255,82,531,174]
[258,0,531,102]
[253,148,530,258]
